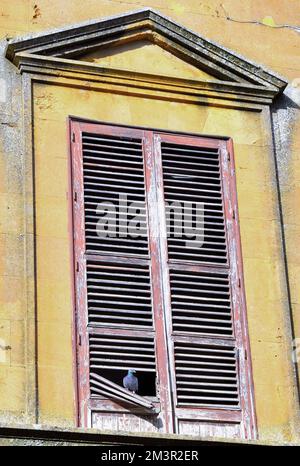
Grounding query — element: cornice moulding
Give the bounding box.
[6,8,287,103]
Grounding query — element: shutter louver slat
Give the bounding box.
[174,342,239,407]
[170,270,233,336]
[157,134,244,421]
[87,261,153,328]
[82,132,148,257]
[78,128,161,411]
[89,334,156,387]
[77,130,160,408]
[161,142,227,264]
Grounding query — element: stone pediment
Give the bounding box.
[6,8,287,103]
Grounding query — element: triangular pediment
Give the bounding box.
[6,8,287,97]
[77,39,219,81]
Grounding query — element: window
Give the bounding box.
[70,120,256,438]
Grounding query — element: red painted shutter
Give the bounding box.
[70,121,256,438]
[153,133,256,438]
[71,122,172,431]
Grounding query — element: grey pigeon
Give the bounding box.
[123,369,138,393]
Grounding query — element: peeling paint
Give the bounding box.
[32,4,42,21]
[261,16,277,28]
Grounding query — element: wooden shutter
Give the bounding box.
[70,121,256,439]
[153,133,256,438]
[71,122,172,432]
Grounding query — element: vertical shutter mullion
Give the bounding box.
[223,140,257,438]
[144,131,175,433]
[153,133,178,429]
[72,121,91,427]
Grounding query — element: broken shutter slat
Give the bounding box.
[90,373,154,409]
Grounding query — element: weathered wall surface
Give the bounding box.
[31,82,296,441]
[0,0,299,444]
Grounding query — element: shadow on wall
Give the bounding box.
[270,83,300,409]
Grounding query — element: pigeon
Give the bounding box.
[123,369,138,393]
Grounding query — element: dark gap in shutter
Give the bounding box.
[174,342,239,407]
[86,261,153,328]
[161,142,227,264]
[89,334,156,397]
[82,132,149,257]
[170,269,233,336]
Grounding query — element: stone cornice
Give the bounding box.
[15,52,276,106]
[6,8,287,103]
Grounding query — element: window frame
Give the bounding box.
[69,118,257,438]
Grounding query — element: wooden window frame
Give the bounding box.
[69,118,257,439]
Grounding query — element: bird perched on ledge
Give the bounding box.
[123,369,138,394]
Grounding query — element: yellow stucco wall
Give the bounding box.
[31,81,294,441]
[79,40,215,80]
[0,0,299,444]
